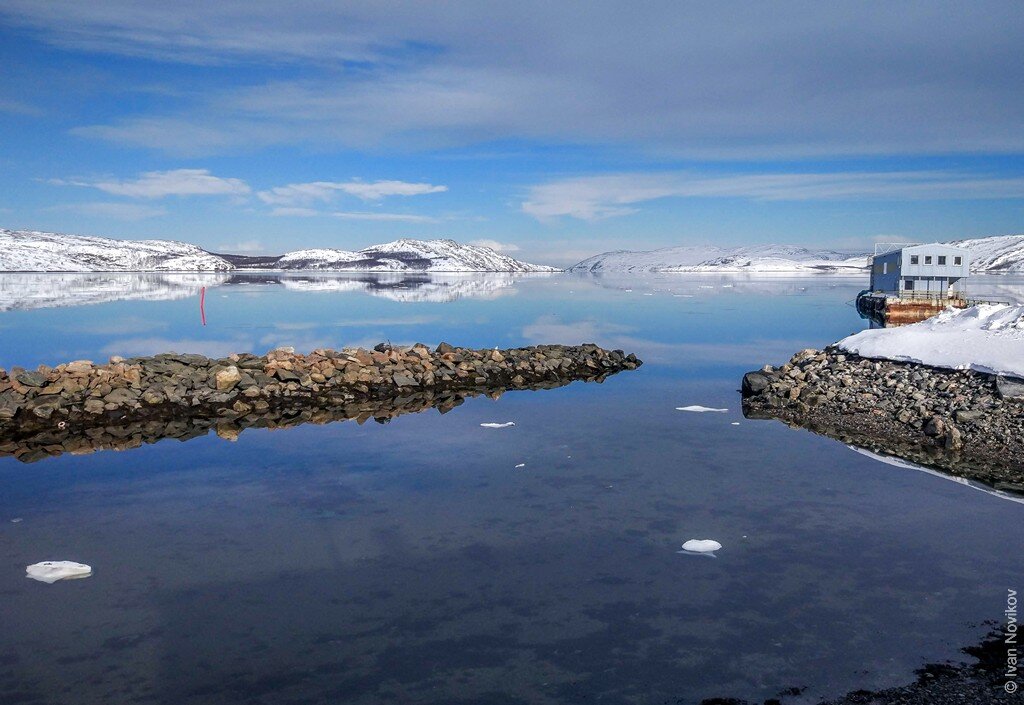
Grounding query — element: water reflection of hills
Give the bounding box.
[3,272,1021,312]
[0,272,533,311]
[573,271,1024,302]
[0,272,228,312]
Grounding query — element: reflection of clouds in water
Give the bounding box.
[521,315,632,343]
[521,314,814,366]
[71,315,170,335]
[102,336,252,359]
[258,332,342,352]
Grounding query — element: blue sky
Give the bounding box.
[1,1,1022,266]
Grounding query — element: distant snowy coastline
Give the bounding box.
[0,229,557,273]
[568,235,1024,274]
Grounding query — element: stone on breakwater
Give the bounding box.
[741,347,1024,491]
[0,343,642,451]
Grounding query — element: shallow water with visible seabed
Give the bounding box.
[1,271,1022,705]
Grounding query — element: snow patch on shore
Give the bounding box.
[838,304,1024,379]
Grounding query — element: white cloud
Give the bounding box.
[0,98,43,116]
[332,211,436,223]
[268,206,435,222]
[468,239,519,253]
[53,169,250,199]
[217,239,265,253]
[269,207,321,217]
[257,180,446,206]
[523,171,1024,221]
[56,201,168,220]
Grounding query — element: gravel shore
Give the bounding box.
[741,348,1024,492]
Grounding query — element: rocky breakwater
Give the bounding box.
[741,348,1024,492]
[0,343,641,462]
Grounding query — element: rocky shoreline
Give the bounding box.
[0,343,641,462]
[741,348,1024,492]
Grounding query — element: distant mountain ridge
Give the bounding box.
[568,236,1024,273]
[0,229,556,273]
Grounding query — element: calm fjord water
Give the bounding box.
[1,272,1022,705]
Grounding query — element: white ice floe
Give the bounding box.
[480,422,515,429]
[838,304,1024,379]
[681,539,722,554]
[676,405,729,413]
[26,561,93,584]
[515,463,526,468]
[730,422,740,426]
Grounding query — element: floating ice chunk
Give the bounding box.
[681,539,722,554]
[731,422,740,426]
[514,463,525,468]
[480,422,515,429]
[676,405,728,413]
[26,561,92,584]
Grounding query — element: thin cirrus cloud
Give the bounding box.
[268,207,436,223]
[11,3,1020,158]
[523,171,1024,221]
[55,201,169,221]
[51,168,251,198]
[257,180,448,206]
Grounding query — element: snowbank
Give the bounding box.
[838,304,1024,379]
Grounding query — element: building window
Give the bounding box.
[938,256,946,265]
[910,255,919,264]
[954,256,962,265]
[924,256,932,264]
[905,279,915,291]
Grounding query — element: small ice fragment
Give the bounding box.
[514,463,525,468]
[11,518,22,523]
[731,422,740,426]
[643,293,653,296]
[26,561,92,584]
[681,539,722,554]
[676,405,728,413]
[480,422,515,429]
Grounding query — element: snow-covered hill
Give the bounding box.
[949,235,1024,273]
[0,230,557,273]
[568,244,867,273]
[0,229,233,272]
[569,236,1024,274]
[271,239,557,272]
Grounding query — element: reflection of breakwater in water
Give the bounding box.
[0,343,641,463]
[1,381,578,463]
